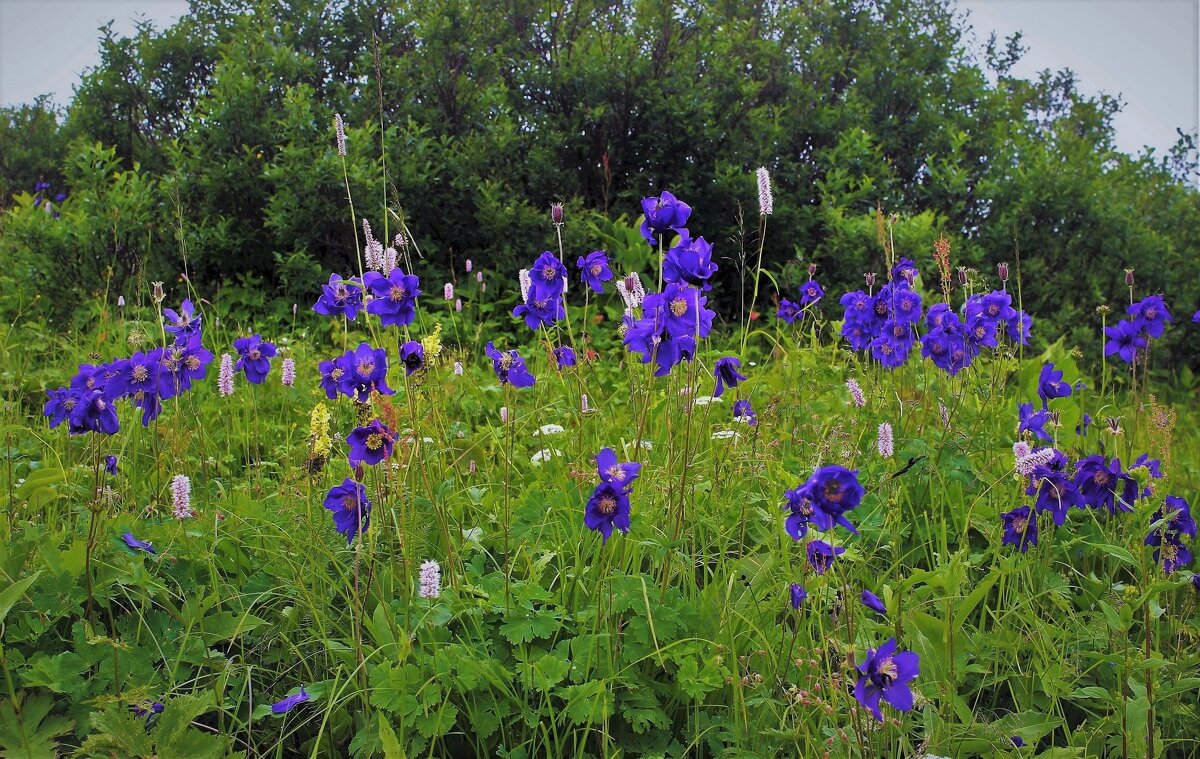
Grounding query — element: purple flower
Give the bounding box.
[732,399,757,426]
[105,455,118,475]
[63,389,120,435]
[1001,505,1039,552]
[271,686,311,714]
[1147,496,1197,546]
[783,486,816,540]
[323,479,371,543]
[577,250,613,293]
[860,590,886,615]
[106,351,161,400]
[892,258,919,283]
[513,288,565,330]
[713,356,746,398]
[312,273,364,320]
[622,304,698,378]
[232,335,277,384]
[333,343,394,401]
[364,267,421,326]
[776,299,802,324]
[1128,295,1172,339]
[553,346,577,369]
[806,540,845,575]
[853,638,919,721]
[789,583,807,609]
[158,335,215,399]
[1151,532,1193,574]
[888,287,923,324]
[528,251,568,298]
[595,447,641,490]
[655,283,715,341]
[797,280,824,306]
[1005,309,1033,346]
[347,419,396,467]
[1193,309,1200,323]
[804,465,865,534]
[1027,465,1082,526]
[484,342,536,387]
[663,236,717,291]
[1037,362,1072,407]
[132,701,164,719]
[399,341,425,375]
[1017,402,1051,442]
[122,533,155,554]
[163,299,202,338]
[1074,456,1138,514]
[1104,319,1146,364]
[639,191,691,245]
[584,481,631,543]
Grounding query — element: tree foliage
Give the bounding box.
[1,0,1197,366]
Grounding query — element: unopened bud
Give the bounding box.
[864,272,876,288]
[808,263,817,277]
[957,266,968,285]
[998,261,1009,282]
[1125,268,1135,287]
[151,281,165,304]
[551,202,564,225]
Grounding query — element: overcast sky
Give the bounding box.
[1,0,1197,159]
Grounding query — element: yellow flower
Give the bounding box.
[422,323,443,364]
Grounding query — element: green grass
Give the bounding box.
[0,275,1198,758]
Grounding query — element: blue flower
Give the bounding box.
[1128,295,1172,339]
[528,251,569,298]
[1104,319,1145,364]
[806,540,845,575]
[577,251,613,293]
[271,686,311,714]
[853,638,919,721]
[663,236,717,290]
[790,583,807,609]
[584,481,631,543]
[732,399,757,426]
[553,346,577,369]
[1017,402,1051,442]
[323,480,371,544]
[513,288,564,330]
[595,447,641,489]
[484,342,536,387]
[797,280,824,306]
[776,299,802,324]
[399,341,425,375]
[334,343,394,401]
[1074,456,1138,514]
[860,590,886,615]
[105,455,118,475]
[163,299,202,338]
[312,273,364,320]
[1037,362,1072,408]
[347,419,395,467]
[122,533,156,554]
[639,191,691,245]
[364,267,421,326]
[713,356,746,398]
[232,335,277,384]
[1000,505,1038,552]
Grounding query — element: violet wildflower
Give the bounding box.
[233,335,277,384]
[465,259,473,273]
[1017,402,1051,442]
[713,356,747,398]
[1001,505,1038,551]
[529,251,568,297]
[1076,413,1093,436]
[577,250,613,293]
[157,335,214,399]
[347,419,396,467]
[364,267,421,326]
[281,358,296,387]
[860,590,887,615]
[804,465,866,533]
[595,447,641,489]
[663,236,717,290]
[806,540,845,575]
[61,389,120,435]
[163,299,201,339]
[584,481,631,543]
[846,378,866,408]
[132,701,164,719]
[783,486,816,540]
[399,341,425,375]
[877,422,894,459]
[776,299,802,324]
[419,559,442,599]
[1104,319,1145,363]
[218,353,234,396]
[323,478,371,543]
[1074,456,1138,514]
[639,190,691,245]
[892,258,919,283]
[854,638,919,722]
[122,533,155,554]
[732,399,757,426]
[756,167,773,215]
[453,361,464,376]
[1037,362,1072,407]
[485,342,536,387]
[1026,462,1081,526]
[798,280,824,306]
[271,687,310,714]
[312,273,364,320]
[1128,294,1172,339]
[444,282,454,300]
[170,474,192,519]
[553,346,577,369]
[789,582,806,609]
[1147,496,1197,543]
[513,287,564,330]
[334,343,394,401]
[105,455,118,475]
[1152,532,1193,574]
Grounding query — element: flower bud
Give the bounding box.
[864,272,876,288]
[808,263,817,277]
[465,259,473,273]
[151,281,165,305]
[998,261,1009,282]
[551,202,564,225]
[1125,268,1135,287]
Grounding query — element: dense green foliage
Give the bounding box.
[1,0,1198,369]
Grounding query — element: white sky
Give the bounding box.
[1,0,1197,160]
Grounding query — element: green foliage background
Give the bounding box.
[1,0,1198,365]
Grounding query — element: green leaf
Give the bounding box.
[0,572,41,625]
[379,718,405,759]
[562,681,613,726]
[0,693,74,759]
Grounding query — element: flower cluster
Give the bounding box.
[623,281,715,377]
[584,447,641,542]
[43,299,216,433]
[1105,294,1173,364]
[839,263,925,369]
[514,251,567,330]
[1145,496,1196,574]
[319,343,394,401]
[783,465,864,576]
[920,289,1030,376]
